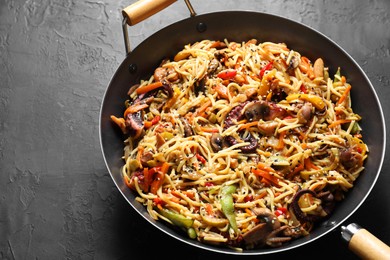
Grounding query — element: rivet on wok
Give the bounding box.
[196,22,207,33]
[129,63,137,74]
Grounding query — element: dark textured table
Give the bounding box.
[1,0,389,259]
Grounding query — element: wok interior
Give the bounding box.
[100,11,385,254]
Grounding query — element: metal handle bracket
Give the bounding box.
[121,0,196,55]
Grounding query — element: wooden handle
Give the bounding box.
[122,0,177,26]
[348,228,390,259]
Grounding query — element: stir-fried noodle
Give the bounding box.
[111,39,368,250]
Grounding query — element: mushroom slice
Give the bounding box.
[125,111,144,139]
[297,102,313,124]
[210,133,223,152]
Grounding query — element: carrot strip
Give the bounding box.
[136,81,163,95]
[286,163,304,180]
[255,191,268,200]
[328,119,351,128]
[110,115,127,134]
[124,103,148,117]
[337,84,352,105]
[123,174,132,189]
[304,158,319,170]
[257,162,275,172]
[199,126,219,133]
[245,208,253,215]
[275,131,286,150]
[252,169,280,187]
[214,84,229,99]
[299,56,314,79]
[161,161,170,174]
[195,99,212,116]
[239,121,259,130]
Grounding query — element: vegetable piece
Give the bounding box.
[304,157,319,170]
[313,58,324,78]
[269,155,290,166]
[174,50,191,62]
[144,115,160,129]
[286,93,325,110]
[110,115,127,134]
[135,81,163,95]
[200,207,229,228]
[157,207,193,228]
[220,185,238,233]
[334,67,341,82]
[337,83,352,105]
[195,153,206,164]
[124,103,149,117]
[214,83,229,99]
[328,119,351,129]
[275,207,288,217]
[350,122,361,135]
[299,56,315,79]
[259,61,273,79]
[275,131,286,150]
[252,168,280,187]
[149,162,170,194]
[217,69,237,80]
[156,207,196,239]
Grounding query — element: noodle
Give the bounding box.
[111,39,368,250]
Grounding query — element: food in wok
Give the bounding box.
[110,38,368,250]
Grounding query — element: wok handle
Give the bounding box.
[341,223,390,259]
[122,0,177,26]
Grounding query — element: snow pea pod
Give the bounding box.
[220,185,238,233]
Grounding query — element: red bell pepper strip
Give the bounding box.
[144,115,161,129]
[196,153,207,164]
[149,162,169,194]
[217,69,237,80]
[259,61,273,79]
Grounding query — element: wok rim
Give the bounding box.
[99,10,386,255]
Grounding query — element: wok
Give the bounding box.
[99,0,387,256]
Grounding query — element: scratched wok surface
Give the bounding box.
[1,0,390,259]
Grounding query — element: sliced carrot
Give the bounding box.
[245,208,253,215]
[110,115,127,134]
[257,162,275,172]
[205,203,213,215]
[136,81,163,95]
[161,161,170,174]
[144,115,160,129]
[199,126,219,133]
[123,103,148,117]
[275,131,286,150]
[286,163,304,180]
[123,173,132,189]
[255,191,268,200]
[195,99,212,117]
[299,56,314,79]
[337,84,352,105]
[328,119,351,128]
[214,84,229,99]
[150,171,164,194]
[239,121,259,130]
[304,158,319,170]
[252,168,280,187]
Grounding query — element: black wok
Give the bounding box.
[99,0,386,256]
